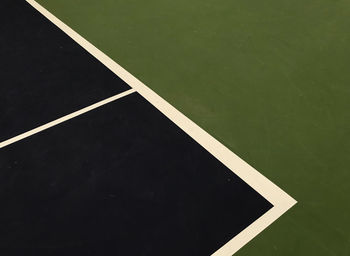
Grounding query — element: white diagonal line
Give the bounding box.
[22,1,297,255]
[0,88,136,148]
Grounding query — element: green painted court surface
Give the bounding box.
[35,0,350,255]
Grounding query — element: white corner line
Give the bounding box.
[23,1,296,255]
[0,88,136,149]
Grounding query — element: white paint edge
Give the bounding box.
[15,1,297,255]
[0,89,136,148]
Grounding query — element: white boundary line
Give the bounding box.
[16,1,297,255]
[0,89,135,148]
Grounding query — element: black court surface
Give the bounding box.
[1,94,272,255]
[1,1,273,255]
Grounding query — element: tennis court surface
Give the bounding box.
[1,0,349,255]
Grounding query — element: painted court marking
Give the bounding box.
[0,89,136,149]
[2,0,297,255]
